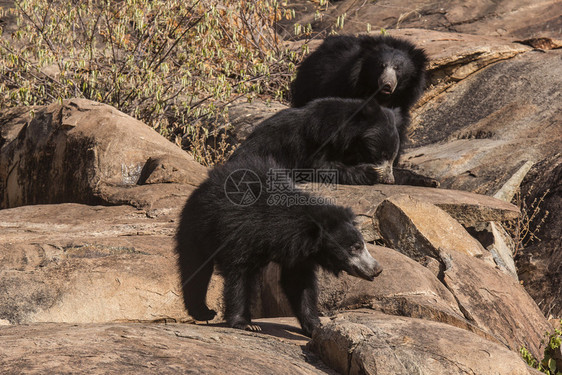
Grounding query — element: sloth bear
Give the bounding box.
[176,157,383,336]
[229,97,401,185]
[290,34,427,143]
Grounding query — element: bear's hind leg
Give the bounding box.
[280,264,320,337]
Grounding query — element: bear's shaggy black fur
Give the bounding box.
[290,35,427,143]
[229,97,401,185]
[176,156,382,336]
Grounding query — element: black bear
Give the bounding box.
[290,34,427,143]
[229,97,401,185]
[176,156,383,336]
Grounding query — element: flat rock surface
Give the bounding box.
[0,320,334,375]
[310,310,541,375]
[0,203,207,324]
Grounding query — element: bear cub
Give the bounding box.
[176,157,383,336]
[229,98,402,185]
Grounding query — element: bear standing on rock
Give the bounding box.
[290,35,427,140]
[176,157,383,336]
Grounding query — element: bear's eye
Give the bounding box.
[351,242,363,253]
[380,63,386,68]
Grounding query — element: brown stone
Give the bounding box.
[438,249,551,359]
[403,49,562,196]
[310,310,539,375]
[0,321,332,374]
[256,244,497,344]
[281,0,562,39]
[0,99,207,209]
[0,203,212,324]
[305,183,519,241]
[375,194,488,260]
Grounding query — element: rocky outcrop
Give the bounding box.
[402,46,562,318]
[0,203,205,324]
[0,320,334,375]
[281,0,562,39]
[1,21,559,374]
[404,48,561,195]
[310,310,542,375]
[375,194,489,260]
[0,99,207,210]
[305,182,519,242]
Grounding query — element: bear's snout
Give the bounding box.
[348,244,383,281]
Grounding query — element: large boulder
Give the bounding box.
[0,98,207,210]
[403,49,562,196]
[375,194,488,260]
[437,250,552,358]
[256,244,498,343]
[310,310,542,375]
[402,45,562,318]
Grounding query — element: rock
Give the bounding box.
[256,244,497,343]
[0,203,217,324]
[281,0,562,39]
[401,46,561,318]
[305,183,519,241]
[438,250,552,359]
[226,98,288,142]
[391,29,532,106]
[375,194,489,261]
[309,310,539,375]
[515,154,562,318]
[0,320,333,374]
[493,160,534,203]
[403,49,562,196]
[0,99,207,209]
[468,221,519,280]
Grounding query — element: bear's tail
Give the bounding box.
[177,244,217,321]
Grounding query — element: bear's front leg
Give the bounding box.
[280,264,321,337]
[223,269,261,332]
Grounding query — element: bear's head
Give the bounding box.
[368,45,415,98]
[312,206,383,281]
[344,102,401,184]
[357,36,427,105]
